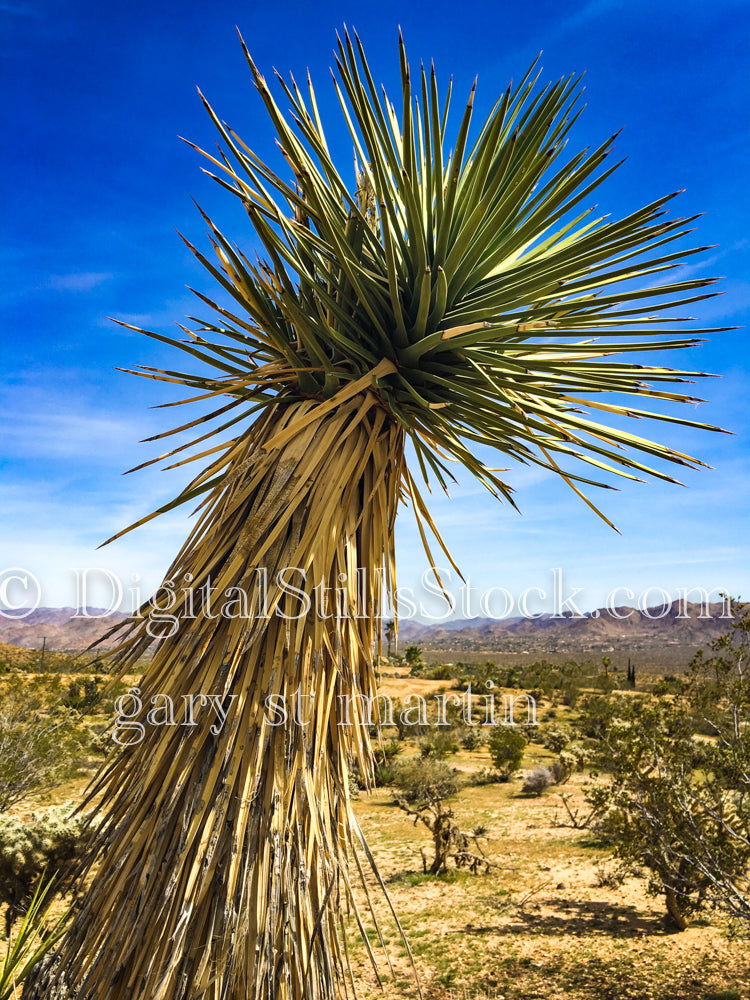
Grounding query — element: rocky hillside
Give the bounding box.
[0,601,731,657]
[389,600,734,667]
[0,608,128,652]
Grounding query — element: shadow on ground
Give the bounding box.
[465,896,674,937]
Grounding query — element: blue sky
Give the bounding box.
[2,0,748,617]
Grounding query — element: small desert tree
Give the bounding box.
[586,686,750,929]
[391,757,492,874]
[390,756,460,804]
[384,619,396,659]
[404,645,425,673]
[688,597,750,739]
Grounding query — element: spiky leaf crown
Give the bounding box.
[112,29,725,543]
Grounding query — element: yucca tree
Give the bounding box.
[1,878,68,1000]
[30,29,725,1000]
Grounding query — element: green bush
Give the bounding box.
[560,683,580,708]
[352,738,401,790]
[63,676,104,712]
[428,664,453,680]
[390,757,459,805]
[487,726,527,781]
[0,677,87,811]
[373,761,398,787]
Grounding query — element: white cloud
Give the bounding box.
[48,272,113,292]
[3,410,145,462]
[0,481,194,609]
[103,293,213,334]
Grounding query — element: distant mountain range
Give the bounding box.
[390,600,732,652]
[0,601,732,655]
[0,608,128,652]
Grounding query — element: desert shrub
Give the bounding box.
[549,757,572,784]
[378,737,403,762]
[373,761,398,787]
[560,683,580,708]
[0,804,88,935]
[455,661,501,691]
[379,697,430,740]
[418,730,460,760]
[390,757,459,805]
[517,660,561,698]
[501,666,520,689]
[651,674,686,697]
[0,677,87,811]
[469,767,507,786]
[487,726,527,781]
[574,694,622,741]
[356,738,402,789]
[62,676,104,712]
[428,664,454,680]
[550,743,589,785]
[390,761,493,877]
[595,671,618,695]
[593,863,627,889]
[522,767,554,796]
[460,726,485,751]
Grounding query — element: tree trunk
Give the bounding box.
[28,394,403,1000]
[664,886,689,930]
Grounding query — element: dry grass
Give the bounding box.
[344,773,750,999]
[331,674,750,1000]
[6,668,749,1000]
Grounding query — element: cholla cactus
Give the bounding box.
[0,805,87,937]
